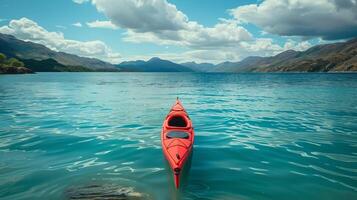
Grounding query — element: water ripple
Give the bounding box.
[0,73,356,199]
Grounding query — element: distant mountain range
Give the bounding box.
[0,33,118,72]
[117,57,193,72]
[213,39,357,72]
[0,33,356,73]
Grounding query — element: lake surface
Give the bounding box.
[0,72,356,200]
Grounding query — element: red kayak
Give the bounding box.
[161,98,194,188]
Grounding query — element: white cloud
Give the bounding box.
[117,50,242,65]
[230,0,357,40]
[86,0,317,63]
[121,38,312,64]
[183,50,241,63]
[123,20,252,48]
[45,0,322,63]
[0,25,14,35]
[283,39,312,51]
[93,0,317,62]
[86,20,118,29]
[0,18,121,63]
[91,0,253,49]
[92,0,189,32]
[73,0,89,4]
[72,22,83,27]
[241,38,312,56]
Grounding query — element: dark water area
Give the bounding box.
[0,72,356,199]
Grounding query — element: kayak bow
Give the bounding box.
[161,98,194,189]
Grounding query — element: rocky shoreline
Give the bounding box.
[0,66,34,74]
[0,52,34,74]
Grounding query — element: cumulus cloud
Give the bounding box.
[120,50,241,64]
[87,0,314,62]
[0,0,318,63]
[86,20,118,29]
[230,0,357,40]
[241,38,312,56]
[92,0,189,32]
[122,38,312,64]
[123,20,253,49]
[0,18,120,62]
[283,39,312,51]
[91,0,253,49]
[72,22,83,27]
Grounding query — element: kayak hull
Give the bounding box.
[161,99,194,189]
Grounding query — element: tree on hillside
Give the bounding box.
[0,52,33,74]
[7,58,24,68]
[0,53,6,64]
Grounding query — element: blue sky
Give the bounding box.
[0,0,356,64]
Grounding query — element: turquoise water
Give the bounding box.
[0,72,356,200]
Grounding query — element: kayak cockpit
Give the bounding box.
[168,115,187,127]
[166,131,189,139]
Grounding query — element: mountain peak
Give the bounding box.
[148,57,162,62]
[118,56,193,72]
[273,49,299,60]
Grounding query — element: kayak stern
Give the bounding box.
[174,167,181,188]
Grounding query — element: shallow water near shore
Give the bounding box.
[0,72,356,199]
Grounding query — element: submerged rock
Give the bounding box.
[65,184,147,200]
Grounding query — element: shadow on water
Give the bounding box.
[163,150,194,200]
[181,150,193,188]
